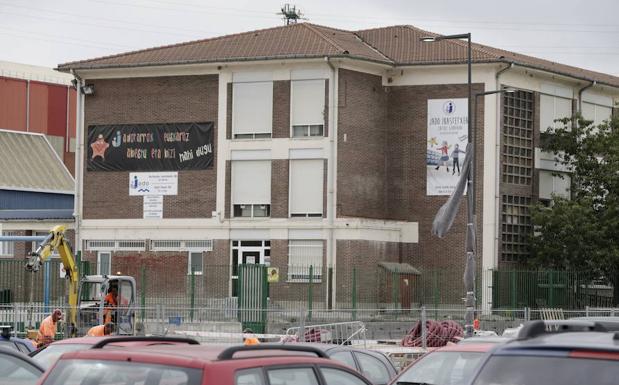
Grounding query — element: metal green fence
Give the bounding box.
[488,270,614,309]
[0,259,614,310]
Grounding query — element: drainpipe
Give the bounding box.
[493,63,513,269]
[578,81,596,114]
[71,70,84,258]
[325,57,338,308]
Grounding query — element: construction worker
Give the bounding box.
[243,328,260,346]
[103,286,118,324]
[87,322,115,337]
[36,308,62,348]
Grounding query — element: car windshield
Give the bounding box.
[31,344,92,369]
[397,351,484,385]
[42,359,203,385]
[473,355,619,385]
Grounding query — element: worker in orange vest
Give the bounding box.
[87,322,115,337]
[103,286,118,324]
[36,309,62,348]
[243,328,260,346]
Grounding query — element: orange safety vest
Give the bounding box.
[244,337,260,346]
[36,316,57,347]
[87,325,106,337]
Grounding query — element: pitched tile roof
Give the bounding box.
[357,25,619,88]
[0,130,74,194]
[59,23,619,88]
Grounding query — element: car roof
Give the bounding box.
[58,344,350,369]
[497,331,619,353]
[433,342,496,353]
[0,346,45,372]
[47,336,104,345]
[457,336,511,345]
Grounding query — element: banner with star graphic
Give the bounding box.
[86,122,214,171]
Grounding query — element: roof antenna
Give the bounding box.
[278,4,304,25]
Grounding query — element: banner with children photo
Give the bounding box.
[426,98,468,196]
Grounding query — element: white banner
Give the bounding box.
[143,195,163,219]
[426,98,469,196]
[129,172,178,196]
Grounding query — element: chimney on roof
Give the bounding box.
[278,4,304,25]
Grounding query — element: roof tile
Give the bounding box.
[59,22,619,88]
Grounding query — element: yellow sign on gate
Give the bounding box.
[267,267,279,283]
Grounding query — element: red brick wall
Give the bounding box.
[83,75,218,219]
[335,240,401,305]
[271,160,289,218]
[273,81,291,138]
[337,69,389,219]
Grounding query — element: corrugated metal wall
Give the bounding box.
[0,190,73,210]
[0,76,76,175]
[0,77,27,131]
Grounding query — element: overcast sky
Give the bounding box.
[1,0,618,76]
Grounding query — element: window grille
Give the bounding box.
[150,240,213,252]
[501,195,531,262]
[288,240,323,282]
[86,240,145,251]
[503,90,534,185]
[0,231,16,257]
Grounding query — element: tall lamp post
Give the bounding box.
[421,33,475,337]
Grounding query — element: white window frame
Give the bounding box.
[287,240,323,283]
[0,231,16,258]
[188,251,203,275]
[232,81,273,139]
[582,101,613,127]
[540,94,572,133]
[97,251,111,276]
[290,79,326,138]
[289,159,324,218]
[539,170,571,201]
[231,160,271,218]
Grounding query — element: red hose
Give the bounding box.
[401,320,463,347]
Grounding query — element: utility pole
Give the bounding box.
[278,4,303,25]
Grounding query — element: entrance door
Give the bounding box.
[231,240,270,297]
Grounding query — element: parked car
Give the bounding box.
[287,343,397,385]
[388,343,495,385]
[0,346,44,385]
[467,320,619,385]
[0,325,36,353]
[36,340,376,385]
[30,335,199,369]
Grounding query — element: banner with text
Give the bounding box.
[87,122,214,171]
[426,98,468,196]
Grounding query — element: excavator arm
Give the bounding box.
[25,225,79,337]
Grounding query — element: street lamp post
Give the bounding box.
[421,33,475,337]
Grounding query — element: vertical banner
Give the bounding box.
[427,98,469,196]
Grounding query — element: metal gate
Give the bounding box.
[237,264,267,333]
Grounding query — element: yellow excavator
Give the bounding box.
[24,225,137,337]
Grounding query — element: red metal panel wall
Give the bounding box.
[0,77,27,131]
[46,84,67,137]
[28,82,48,133]
[68,88,77,139]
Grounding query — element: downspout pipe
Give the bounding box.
[578,81,596,114]
[70,69,84,258]
[325,57,337,309]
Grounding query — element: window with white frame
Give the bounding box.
[232,160,271,218]
[582,102,613,127]
[232,81,273,139]
[289,159,323,217]
[540,94,572,132]
[288,240,323,282]
[188,252,203,275]
[291,79,325,137]
[539,170,571,202]
[97,251,111,276]
[0,231,16,257]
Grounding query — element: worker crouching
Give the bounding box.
[36,309,62,348]
[87,322,115,337]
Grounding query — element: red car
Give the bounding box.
[36,338,376,385]
[388,343,495,385]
